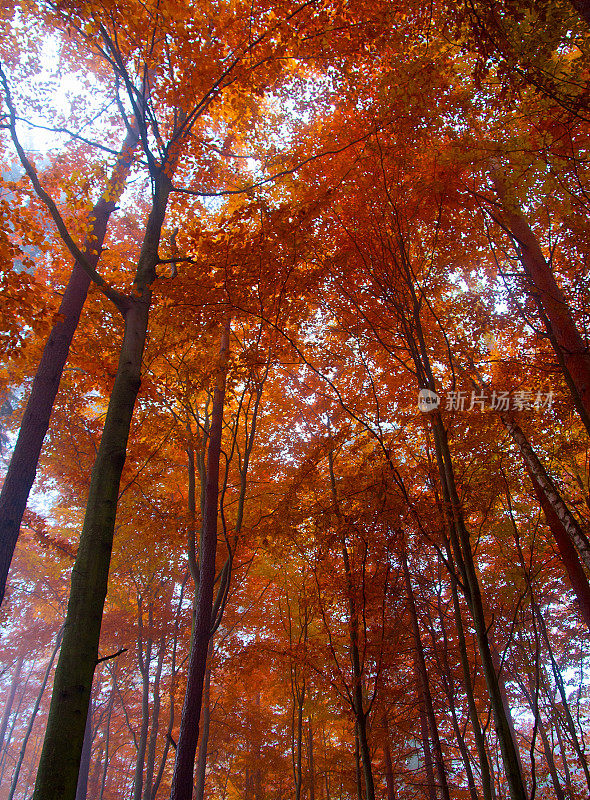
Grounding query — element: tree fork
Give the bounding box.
[0,120,140,605]
[32,170,172,800]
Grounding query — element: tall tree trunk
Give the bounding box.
[0,654,23,754]
[293,678,305,800]
[327,447,375,800]
[402,552,450,800]
[444,535,495,800]
[0,122,139,605]
[492,171,590,436]
[430,410,527,800]
[194,639,213,800]
[169,322,230,800]
[32,169,172,800]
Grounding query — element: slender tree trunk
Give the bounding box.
[308,715,315,800]
[98,679,115,800]
[327,447,375,800]
[402,552,450,800]
[75,697,93,800]
[0,122,139,605]
[418,695,437,800]
[32,169,172,800]
[492,171,590,436]
[354,725,363,800]
[194,639,213,800]
[430,411,527,800]
[381,718,396,800]
[142,633,165,800]
[133,603,153,800]
[169,322,230,800]
[444,536,495,800]
[519,677,565,800]
[8,626,63,800]
[293,678,305,800]
[0,654,23,755]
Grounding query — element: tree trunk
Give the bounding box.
[75,697,93,800]
[444,536,495,800]
[381,718,396,800]
[194,639,213,800]
[308,716,315,800]
[142,634,165,800]
[402,551,450,800]
[32,169,172,800]
[0,122,139,605]
[418,697,437,800]
[492,171,590,436]
[0,654,23,754]
[503,416,590,573]
[133,602,153,800]
[169,322,230,800]
[8,626,64,800]
[430,411,528,800]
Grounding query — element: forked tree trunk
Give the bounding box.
[169,322,230,800]
[32,169,172,800]
[0,122,139,605]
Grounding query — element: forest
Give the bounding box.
[0,0,590,799]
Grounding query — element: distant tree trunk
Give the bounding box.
[0,120,140,606]
[32,168,173,800]
[194,639,213,800]
[133,602,153,800]
[354,725,363,800]
[169,322,230,800]
[99,667,117,800]
[492,171,590,436]
[381,718,396,800]
[418,697,437,800]
[426,584,479,800]
[308,715,315,800]
[293,678,305,800]
[8,625,63,800]
[519,678,566,800]
[142,633,165,800]
[75,697,93,800]
[443,536,495,800]
[0,654,23,754]
[327,447,375,800]
[429,409,527,800]
[402,551,450,800]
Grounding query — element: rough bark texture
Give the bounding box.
[169,323,229,800]
[32,170,171,800]
[0,123,139,605]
